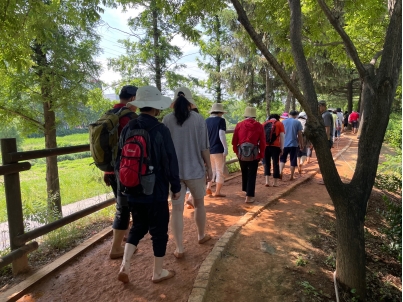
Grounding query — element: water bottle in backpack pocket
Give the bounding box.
[237,142,258,161]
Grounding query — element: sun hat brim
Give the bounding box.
[128,96,172,110]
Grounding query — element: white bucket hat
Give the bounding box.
[243,107,256,118]
[298,111,307,119]
[173,87,196,107]
[128,86,171,110]
[209,103,227,113]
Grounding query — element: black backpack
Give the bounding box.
[264,120,277,145]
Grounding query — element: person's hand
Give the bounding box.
[103,174,111,186]
[172,192,181,200]
[223,148,228,156]
[206,168,213,183]
[280,148,284,156]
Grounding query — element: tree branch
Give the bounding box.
[229,0,306,106]
[377,0,402,98]
[317,0,367,78]
[0,106,45,130]
[288,0,319,115]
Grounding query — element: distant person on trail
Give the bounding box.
[205,103,228,198]
[336,108,344,134]
[343,111,349,131]
[232,106,265,203]
[279,110,304,181]
[262,113,284,187]
[105,85,138,260]
[318,100,333,148]
[296,112,309,174]
[348,110,360,134]
[116,85,181,284]
[163,86,213,259]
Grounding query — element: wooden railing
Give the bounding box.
[0,129,236,274]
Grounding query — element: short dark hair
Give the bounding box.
[119,85,138,99]
[269,114,280,121]
[289,110,298,116]
[318,100,327,106]
[140,107,153,112]
[337,108,341,112]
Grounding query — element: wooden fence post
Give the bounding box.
[1,138,30,274]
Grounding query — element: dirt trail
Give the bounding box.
[15,134,355,302]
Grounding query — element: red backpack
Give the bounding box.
[119,124,160,196]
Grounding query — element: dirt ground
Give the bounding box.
[12,133,401,302]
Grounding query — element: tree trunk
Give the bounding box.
[43,101,62,217]
[34,42,62,218]
[333,190,366,298]
[265,66,271,117]
[291,95,296,111]
[152,3,161,92]
[214,15,222,103]
[347,79,353,113]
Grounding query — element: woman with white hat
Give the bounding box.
[205,103,228,198]
[163,87,213,259]
[232,106,266,203]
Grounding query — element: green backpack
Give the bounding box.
[89,107,135,172]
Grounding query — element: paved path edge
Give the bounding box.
[187,139,353,302]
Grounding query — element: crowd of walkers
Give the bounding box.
[102,85,358,284]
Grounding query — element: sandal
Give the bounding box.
[173,251,184,259]
[185,199,194,209]
[198,234,212,244]
[152,269,176,283]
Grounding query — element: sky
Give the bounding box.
[96,5,207,96]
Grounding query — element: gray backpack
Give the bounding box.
[237,142,258,161]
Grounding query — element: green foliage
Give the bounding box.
[295,255,308,266]
[379,196,402,263]
[384,113,402,149]
[375,154,402,195]
[324,253,336,269]
[300,281,320,299]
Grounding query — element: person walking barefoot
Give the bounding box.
[163,87,213,259]
[206,103,228,198]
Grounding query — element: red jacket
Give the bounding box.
[232,118,266,159]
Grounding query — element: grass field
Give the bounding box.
[0,134,110,223]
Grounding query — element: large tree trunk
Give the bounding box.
[152,3,161,92]
[333,190,366,296]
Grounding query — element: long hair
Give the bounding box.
[173,94,191,126]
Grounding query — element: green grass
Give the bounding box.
[0,156,111,223]
[22,133,89,151]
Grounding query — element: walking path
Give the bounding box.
[0,133,360,301]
